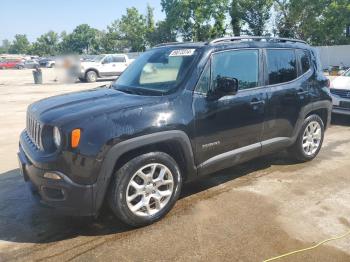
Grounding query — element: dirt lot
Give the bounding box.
[0,69,350,262]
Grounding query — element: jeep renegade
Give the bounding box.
[18,37,332,227]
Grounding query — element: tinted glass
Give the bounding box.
[103,56,113,64]
[212,50,259,91]
[267,49,297,85]
[297,49,310,74]
[195,62,211,94]
[113,56,126,63]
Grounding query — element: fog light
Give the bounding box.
[43,172,62,180]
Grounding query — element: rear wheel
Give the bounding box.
[288,114,324,162]
[86,70,97,83]
[108,152,182,227]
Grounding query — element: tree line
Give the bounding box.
[1,0,349,56]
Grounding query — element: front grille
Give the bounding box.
[330,89,350,99]
[26,114,43,150]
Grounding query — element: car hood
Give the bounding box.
[29,87,162,125]
[80,61,99,67]
[331,76,350,90]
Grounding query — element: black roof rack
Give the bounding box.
[154,41,195,47]
[209,36,307,45]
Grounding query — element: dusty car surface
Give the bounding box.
[18,36,332,227]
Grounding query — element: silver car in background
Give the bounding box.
[330,68,350,115]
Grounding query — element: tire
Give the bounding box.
[108,152,182,227]
[86,70,97,83]
[288,114,325,162]
[17,65,24,70]
[78,77,86,83]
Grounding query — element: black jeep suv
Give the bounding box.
[18,37,332,227]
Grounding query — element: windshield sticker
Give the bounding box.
[169,49,196,57]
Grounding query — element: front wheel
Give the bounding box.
[288,114,325,162]
[108,152,182,227]
[86,70,97,82]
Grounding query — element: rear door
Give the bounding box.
[112,55,128,75]
[261,48,312,153]
[193,49,266,174]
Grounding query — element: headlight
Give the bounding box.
[53,127,61,147]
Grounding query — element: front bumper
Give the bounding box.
[18,144,95,216]
[331,94,350,115]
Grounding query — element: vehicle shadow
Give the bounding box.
[0,152,297,246]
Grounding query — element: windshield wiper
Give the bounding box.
[115,88,144,95]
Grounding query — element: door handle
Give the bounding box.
[112,64,116,67]
[250,99,265,106]
[297,89,308,95]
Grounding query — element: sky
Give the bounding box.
[0,0,164,42]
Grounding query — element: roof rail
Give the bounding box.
[154,42,192,47]
[209,36,307,45]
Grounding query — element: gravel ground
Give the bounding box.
[0,69,349,262]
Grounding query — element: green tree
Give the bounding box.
[100,23,128,53]
[148,20,177,45]
[229,0,242,36]
[161,0,229,41]
[31,31,59,56]
[237,0,273,36]
[0,39,11,54]
[146,4,156,46]
[275,0,350,45]
[9,34,31,54]
[118,7,148,51]
[59,24,100,54]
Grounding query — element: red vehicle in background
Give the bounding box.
[0,60,21,69]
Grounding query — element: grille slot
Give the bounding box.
[330,89,350,99]
[26,114,43,150]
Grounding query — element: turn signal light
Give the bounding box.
[71,129,81,148]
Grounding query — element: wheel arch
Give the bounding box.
[85,68,100,78]
[92,130,197,213]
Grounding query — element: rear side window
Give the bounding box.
[296,49,311,75]
[211,49,259,91]
[113,56,126,63]
[267,49,297,85]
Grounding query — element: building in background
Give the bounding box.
[315,45,350,69]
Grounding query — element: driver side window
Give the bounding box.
[195,49,260,95]
[103,56,113,64]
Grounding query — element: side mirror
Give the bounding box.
[208,76,239,99]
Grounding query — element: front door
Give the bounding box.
[100,55,120,77]
[193,49,266,175]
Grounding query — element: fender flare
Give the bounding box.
[92,130,197,213]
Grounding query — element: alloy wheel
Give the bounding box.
[302,121,322,156]
[126,163,174,217]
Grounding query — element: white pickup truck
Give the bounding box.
[78,54,133,82]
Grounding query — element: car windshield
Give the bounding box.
[112,47,199,95]
[91,55,105,62]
